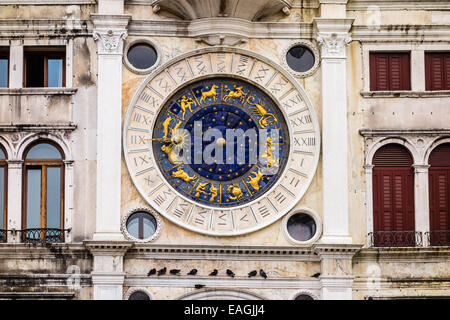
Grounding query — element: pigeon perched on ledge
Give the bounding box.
[147,268,156,276]
[209,269,218,276]
[188,269,198,275]
[170,269,181,275]
[195,284,205,289]
[226,269,235,278]
[157,267,167,276]
[248,270,257,278]
[260,269,267,279]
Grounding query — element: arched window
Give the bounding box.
[23,142,64,242]
[428,143,450,246]
[372,144,415,246]
[0,146,7,242]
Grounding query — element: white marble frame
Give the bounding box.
[178,289,265,300]
[363,135,450,247]
[120,206,162,243]
[2,132,74,243]
[361,43,450,93]
[5,38,74,89]
[290,289,320,300]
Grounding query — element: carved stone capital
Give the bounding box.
[93,29,127,55]
[317,33,351,58]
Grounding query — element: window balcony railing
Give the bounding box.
[0,229,6,242]
[425,230,450,246]
[368,231,423,247]
[19,228,71,244]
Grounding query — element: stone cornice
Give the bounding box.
[313,244,362,259]
[126,244,320,261]
[0,88,78,95]
[0,243,90,259]
[128,19,314,39]
[359,129,450,137]
[0,0,95,4]
[0,124,77,132]
[352,25,450,43]
[347,0,450,11]
[84,240,134,256]
[354,247,450,263]
[0,19,91,39]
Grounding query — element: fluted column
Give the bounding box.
[6,160,22,243]
[414,164,430,246]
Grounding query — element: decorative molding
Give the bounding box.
[313,244,362,259]
[91,14,131,55]
[178,289,265,300]
[281,40,321,78]
[360,90,450,98]
[128,19,314,39]
[347,0,450,11]
[0,0,95,4]
[360,129,450,137]
[126,244,320,261]
[352,25,450,43]
[0,243,90,259]
[354,247,450,263]
[124,276,322,290]
[0,124,77,132]
[0,88,78,96]
[0,19,91,39]
[120,206,162,243]
[84,240,134,256]
[291,289,320,300]
[148,0,294,21]
[314,18,353,59]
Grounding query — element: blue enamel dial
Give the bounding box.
[152,78,290,207]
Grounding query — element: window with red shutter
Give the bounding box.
[372,144,415,246]
[425,52,450,91]
[428,143,450,246]
[370,52,411,91]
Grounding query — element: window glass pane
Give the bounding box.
[127,44,157,70]
[25,54,44,87]
[287,213,316,242]
[126,216,139,239]
[48,59,63,87]
[46,167,61,229]
[129,291,150,300]
[26,169,41,229]
[26,143,61,159]
[0,148,5,158]
[0,59,7,88]
[142,214,157,239]
[286,46,315,73]
[0,167,4,229]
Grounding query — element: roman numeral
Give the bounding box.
[274,192,287,204]
[258,205,270,218]
[217,213,227,226]
[144,175,155,186]
[293,137,315,147]
[130,135,146,145]
[282,94,302,111]
[134,155,151,166]
[291,115,312,127]
[154,189,172,206]
[289,176,300,188]
[236,55,249,75]
[175,64,187,82]
[195,56,206,75]
[173,201,189,219]
[216,53,226,72]
[133,113,151,125]
[156,76,172,92]
[270,77,288,94]
[195,209,209,225]
[254,65,269,82]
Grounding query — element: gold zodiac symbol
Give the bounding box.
[247,167,264,193]
[195,182,209,198]
[209,184,218,202]
[227,184,243,201]
[162,117,173,140]
[180,96,195,120]
[200,84,219,103]
[247,96,278,129]
[161,143,180,164]
[171,166,197,183]
[261,137,279,168]
[170,120,182,133]
[223,86,247,103]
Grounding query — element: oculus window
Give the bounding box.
[286,45,315,73]
[24,47,65,87]
[286,213,316,242]
[127,43,158,71]
[126,211,158,240]
[23,142,64,242]
[128,291,151,300]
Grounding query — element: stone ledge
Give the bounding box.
[354,246,450,262]
[360,90,450,98]
[359,129,450,137]
[0,88,78,96]
[0,124,77,132]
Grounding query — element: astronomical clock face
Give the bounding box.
[124,48,320,236]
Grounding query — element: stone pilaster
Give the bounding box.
[85,241,133,300]
[91,14,130,241]
[413,164,431,246]
[314,18,354,244]
[6,160,23,243]
[314,244,361,300]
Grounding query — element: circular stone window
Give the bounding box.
[128,291,151,300]
[124,39,160,74]
[121,207,162,242]
[283,208,322,245]
[295,294,314,300]
[283,41,319,78]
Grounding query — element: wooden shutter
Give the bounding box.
[372,144,415,245]
[428,143,450,245]
[370,52,411,91]
[426,52,450,91]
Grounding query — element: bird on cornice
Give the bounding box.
[188,269,198,275]
[260,269,267,279]
[248,270,257,278]
[226,269,235,278]
[209,269,218,276]
[147,268,156,276]
[157,267,167,276]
